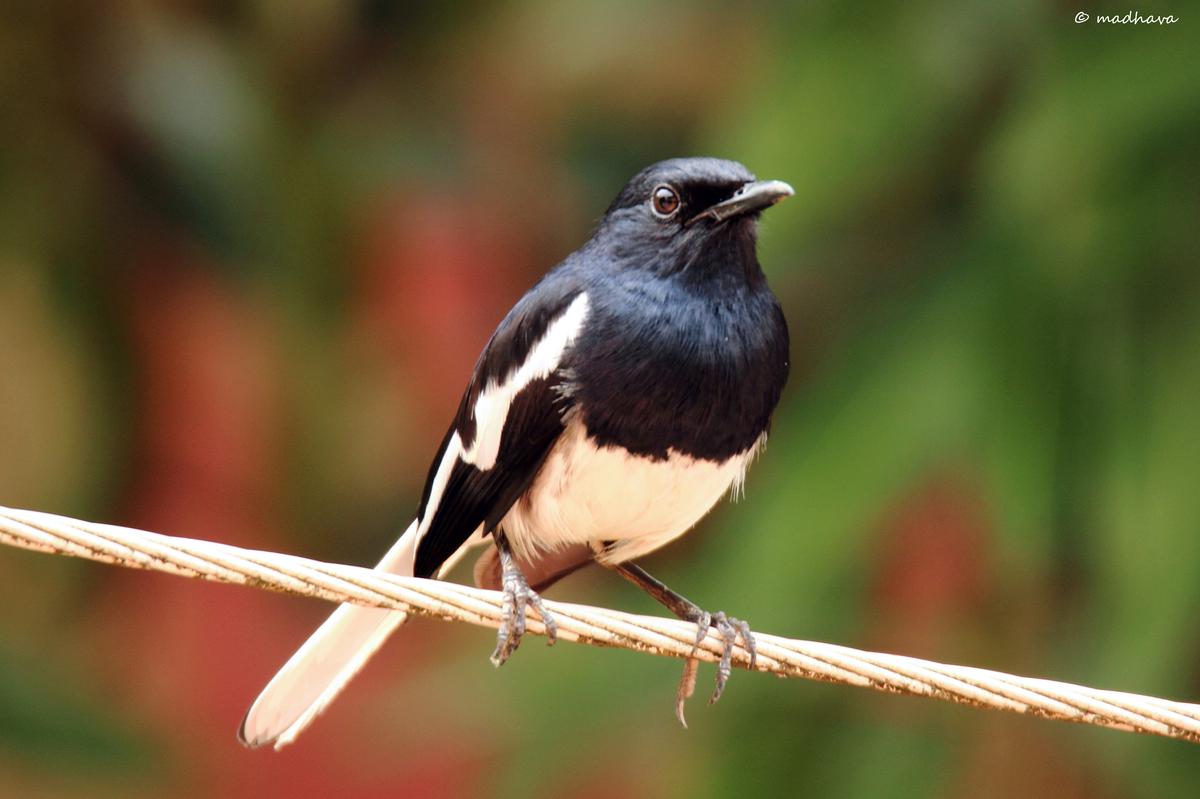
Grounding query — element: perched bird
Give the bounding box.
[240,157,792,748]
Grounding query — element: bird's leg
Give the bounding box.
[490,532,557,667]
[611,561,756,711]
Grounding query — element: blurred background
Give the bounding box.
[1,2,1198,797]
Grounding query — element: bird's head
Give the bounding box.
[595,157,793,281]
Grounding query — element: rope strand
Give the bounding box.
[2,505,1198,743]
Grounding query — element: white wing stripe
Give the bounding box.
[462,292,590,469]
[416,292,589,543]
[416,432,465,540]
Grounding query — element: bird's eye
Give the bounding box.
[650,185,681,219]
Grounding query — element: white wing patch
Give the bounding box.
[462,292,590,469]
[417,437,464,541]
[416,292,590,543]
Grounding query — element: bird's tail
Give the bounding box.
[238,520,419,750]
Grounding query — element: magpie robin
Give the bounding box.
[240,158,792,748]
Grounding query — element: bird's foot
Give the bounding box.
[681,608,757,704]
[490,539,557,667]
[608,562,757,725]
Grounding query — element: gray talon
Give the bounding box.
[678,608,756,706]
[490,536,557,667]
[709,612,739,703]
[730,617,757,671]
[688,609,712,657]
[526,588,558,644]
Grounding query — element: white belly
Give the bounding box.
[501,417,762,565]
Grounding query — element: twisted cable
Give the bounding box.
[2,505,1198,743]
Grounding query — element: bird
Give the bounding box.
[239,157,792,749]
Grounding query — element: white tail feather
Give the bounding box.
[238,521,418,749]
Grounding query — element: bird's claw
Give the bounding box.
[675,609,756,724]
[687,609,712,656]
[708,612,755,703]
[490,563,557,667]
[675,656,699,728]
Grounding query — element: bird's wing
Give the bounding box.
[240,281,590,749]
[412,285,591,577]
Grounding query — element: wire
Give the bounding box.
[2,505,1198,743]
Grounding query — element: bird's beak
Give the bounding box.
[685,179,795,227]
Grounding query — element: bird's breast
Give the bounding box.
[501,416,761,564]
[568,281,789,462]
